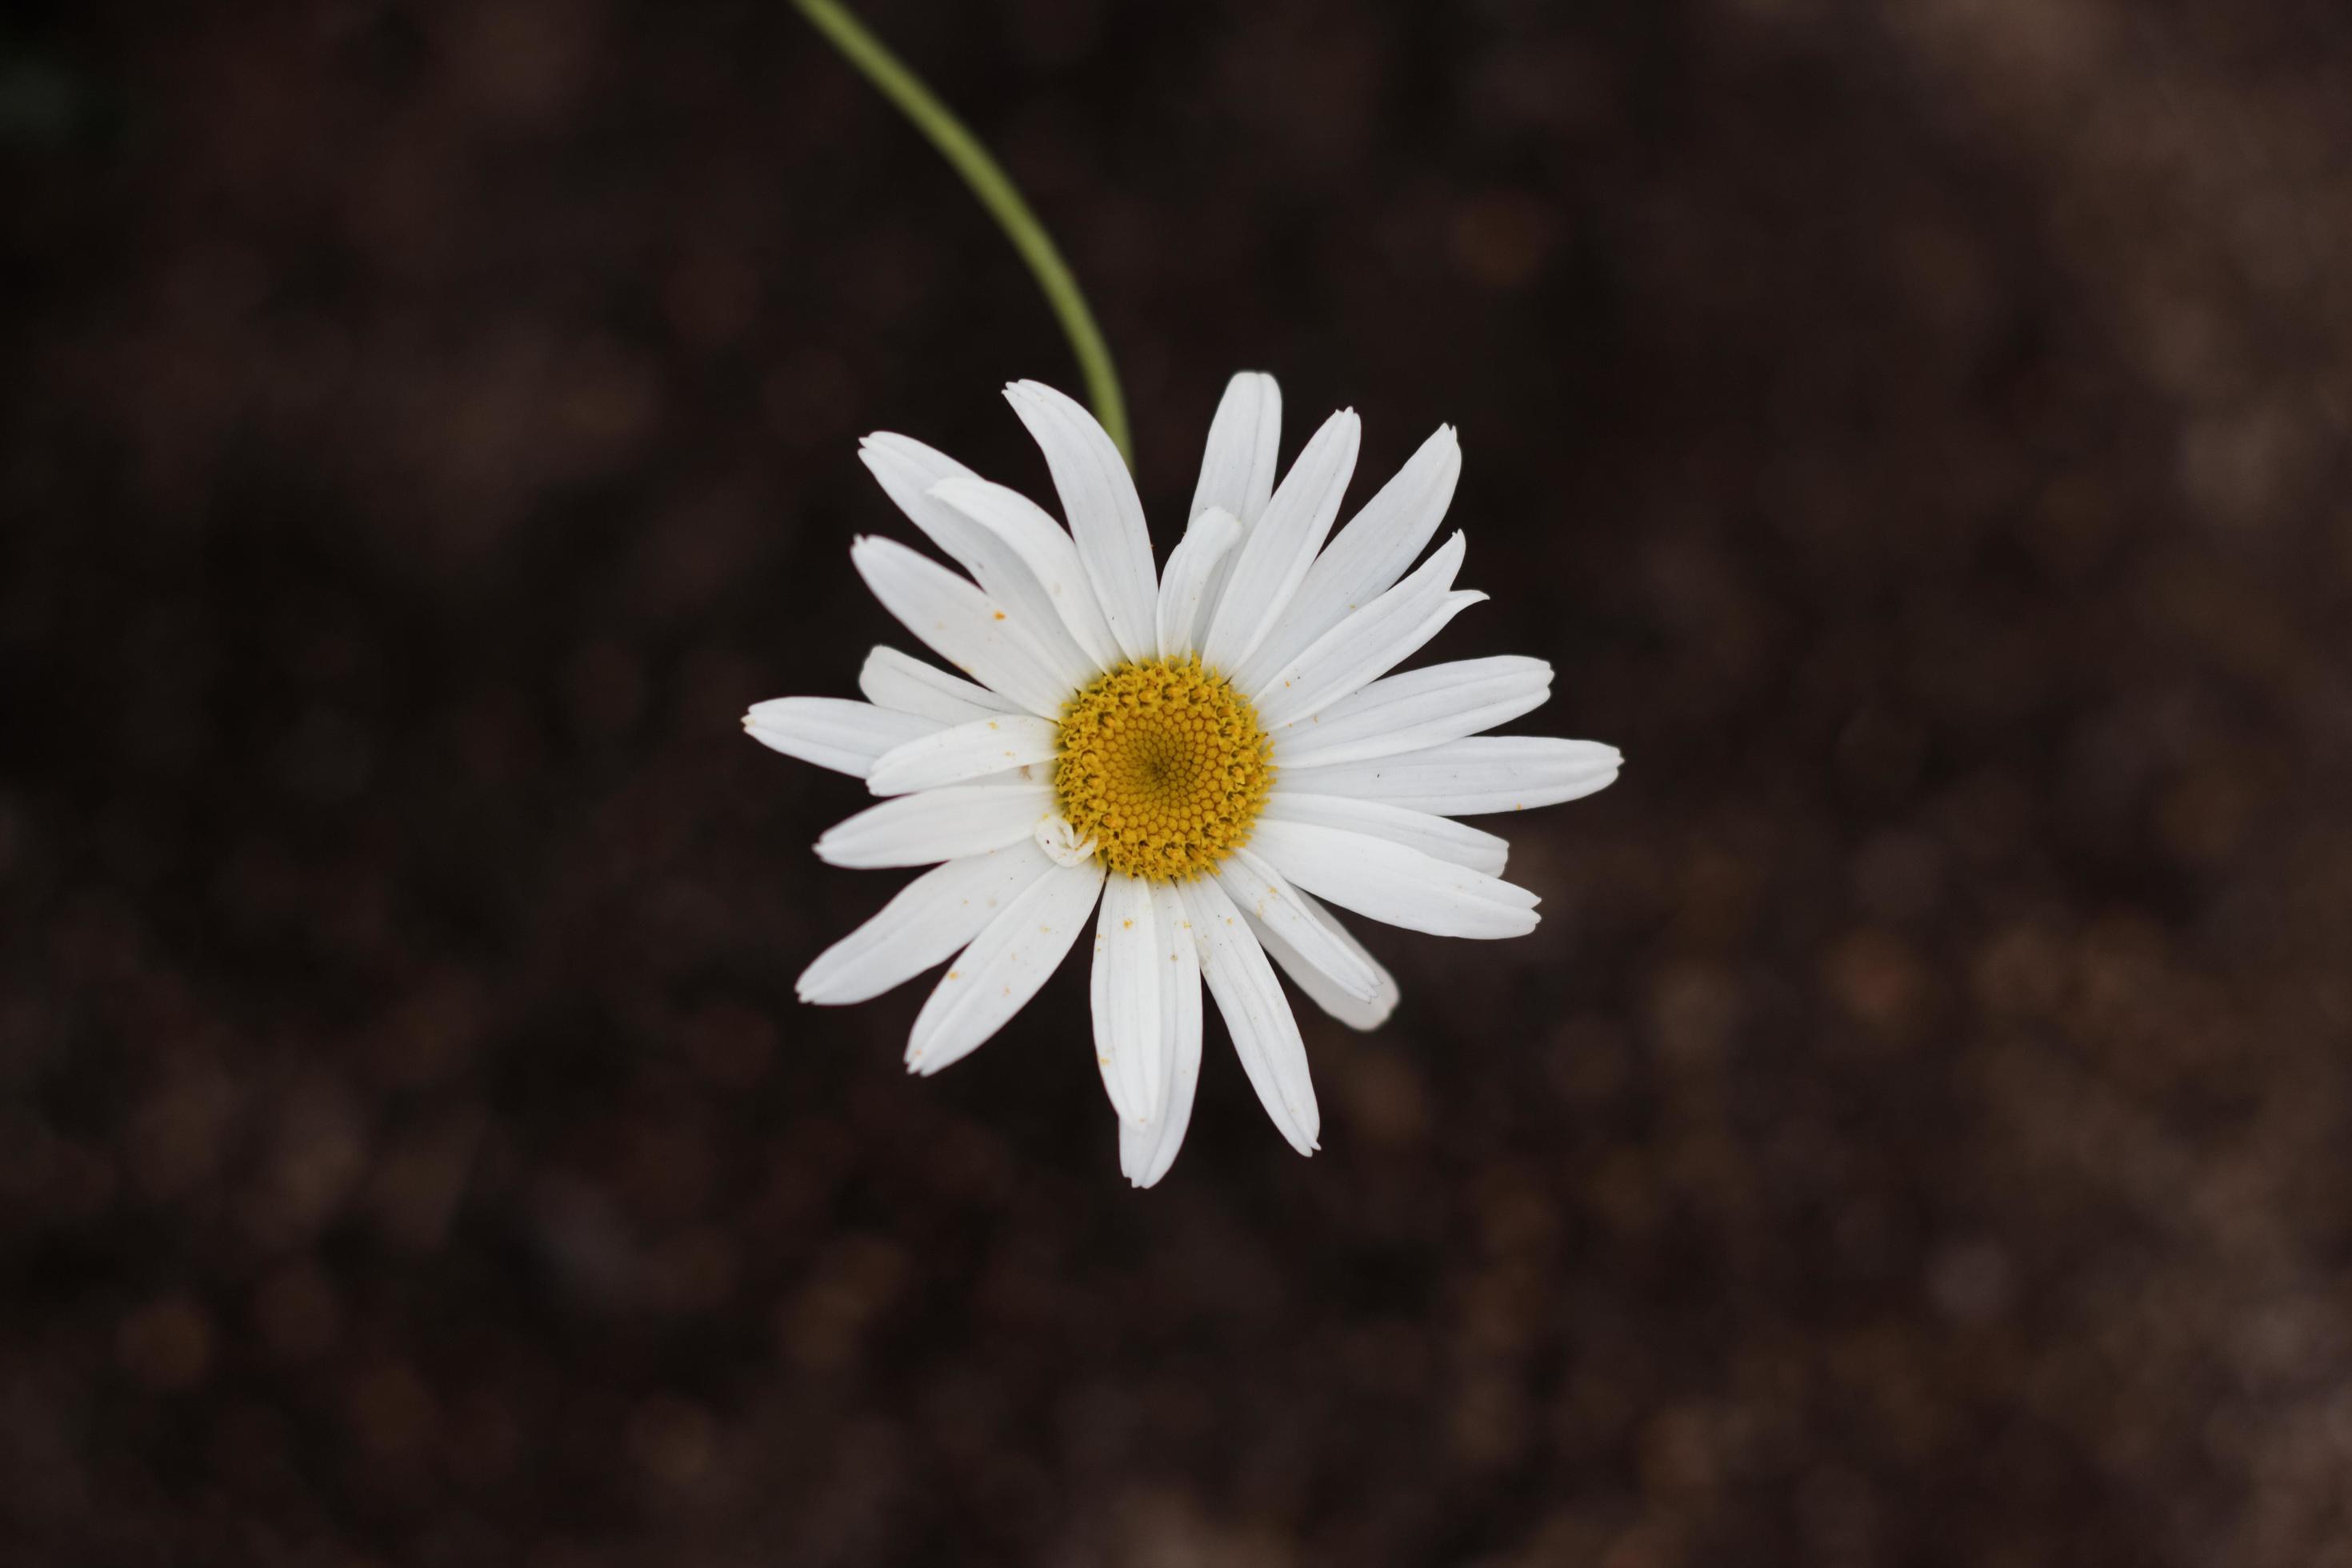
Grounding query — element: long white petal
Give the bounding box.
[858,435,1097,689]
[858,646,1023,725]
[797,842,1057,1004]
[1192,374,1284,640]
[929,475,1122,672]
[865,713,1062,796]
[850,535,1079,718]
[742,698,941,777]
[907,858,1105,1076]
[1089,873,1163,1126]
[1256,588,1485,734]
[1199,410,1360,675]
[1211,848,1382,1002]
[1154,506,1242,658]
[1278,736,1623,817]
[1270,655,1550,770]
[1234,425,1461,694]
[1247,530,1458,712]
[1242,886,1398,1033]
[855,432,974,538]
[1259,791,1510,876]
[1005,381,1158,663]
[814,781,1054,868]
[1122,884,1204,1187]
[1250,532,1474,728]
[1190,371,1283,527]
[1180,878,1319,1155]
[1249,818,1540,939]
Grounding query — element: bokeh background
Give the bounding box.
[7,1,2352,1563]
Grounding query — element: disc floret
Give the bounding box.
[1054,656,1273,881]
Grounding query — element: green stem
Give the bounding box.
[791,0,1133,468]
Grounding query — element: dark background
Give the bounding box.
[6,1,2352,1563]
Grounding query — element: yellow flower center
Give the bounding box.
[1054,656,1274,882]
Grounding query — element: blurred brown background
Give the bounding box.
[6,1,2352,1563]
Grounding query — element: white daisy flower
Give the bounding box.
[747,374,1621,1186]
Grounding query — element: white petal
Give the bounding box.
[929,475,1122,672]
[797,841,1058,1004]
[1249,818,1541,939]
[1180,878,1319,1155]
[1199,410,1360,676]
[1089,872,1163,1126]
[907,858,1105,1076]
[1210,848,1382,1002]
[1005,381,1158,663]
[1234,425,1461,694]
[1241,886,1398,1033]
[1191,374,1284,639]
[1259,791,1510,876]
[1259,587,1487,735]
[1250,532,1475,729]
[858,646,1022,725]
[743,698,940,777]
[1278,736,1623,817]
[1247,530,1458,713]
[866,713,1062,796]
[855,432,975,537]
[1190,371,1283,527]
[1270,655,1551,770]
[1122,884,1204,1187]
[1034,813,1098,866]
[850,535,1080,718]
[1261,588,1486,737]
[1154,506,1242,658]
[814,781,1054,868]
[859,435,1097,689]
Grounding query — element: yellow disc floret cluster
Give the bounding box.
[1055,656,1274,882]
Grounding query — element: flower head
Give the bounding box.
[746,374,1621,1186]
[1055,655,1272,880]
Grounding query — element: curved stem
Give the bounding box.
[791,0,1133,468]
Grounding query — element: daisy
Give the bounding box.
[746,374,1620,1186]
